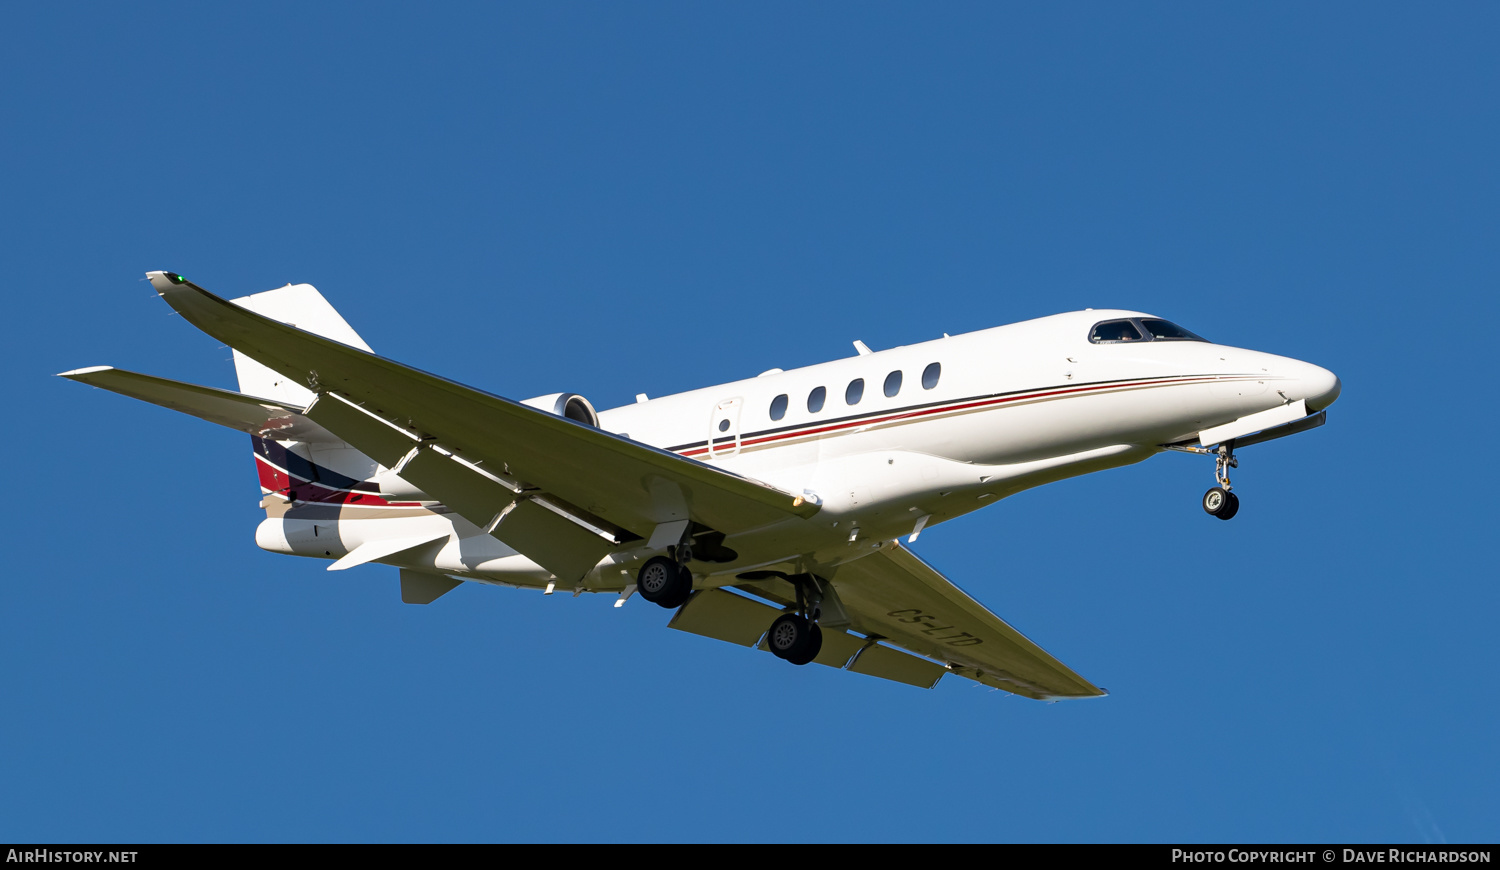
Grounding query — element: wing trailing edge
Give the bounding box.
[143,271,821,547]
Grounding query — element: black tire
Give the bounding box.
[786,623,823,666]
[1217,491,1240,521]
[1202,486,1230,517]
[637,557,692,608]
[767,613,813,661]
[659,563,694,609]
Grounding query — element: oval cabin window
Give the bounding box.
[922,362,941,390]
[884,370,902,397]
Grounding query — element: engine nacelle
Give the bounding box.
[520,393,600,427]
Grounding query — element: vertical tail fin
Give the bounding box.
[228,284,385,511]
[228,283,372,403]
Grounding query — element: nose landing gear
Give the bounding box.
[1201,443,1240,521]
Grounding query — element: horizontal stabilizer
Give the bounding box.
[58,366,340,443]
[327,529,450,571]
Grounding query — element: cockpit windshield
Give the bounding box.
[1090,320,1144,343]
[1090,318,1208,344]
[1139,319,1207,342]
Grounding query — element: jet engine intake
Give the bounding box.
[520,393,600,427]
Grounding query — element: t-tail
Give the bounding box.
[58,277,421,519]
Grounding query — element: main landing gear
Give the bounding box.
[767,577,825,666]
[637,550,693,609]
[1202,443,1240,521]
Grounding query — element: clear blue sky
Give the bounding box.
[3,3,1496,843]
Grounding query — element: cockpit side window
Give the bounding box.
[1089,319,1144,343]
[1140,319,1208,342]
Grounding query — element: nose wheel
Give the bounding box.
[1202,486,1239,520]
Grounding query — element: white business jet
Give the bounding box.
[61,272,1339,699]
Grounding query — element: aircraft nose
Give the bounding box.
[1300,363,1341,412]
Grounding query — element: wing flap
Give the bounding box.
[832,544,1104,700]
[670,588,949,688]
[303,392,616,582]
[808,629,868,669]
[488,500,617,583]
[58,366,339,442]
[847,644,947,689]
[147,272,819,541]
[668,588,777,647]
[301,389,419,466]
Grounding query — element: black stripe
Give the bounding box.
[665,373,1241,453]
[252,436,380,492]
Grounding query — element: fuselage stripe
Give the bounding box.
[670,373,1252,458]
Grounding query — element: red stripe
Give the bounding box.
[680,375,1227,458]
[254,454,422,507]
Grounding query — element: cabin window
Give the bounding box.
[1140,319,1208,342]
[1089,319,1144,343]
[769,394,788,421]
[922,362,941,390]
[884,370,902,397]
[718,418,730,432]
[807,386,826,413]
[846,378,865,405]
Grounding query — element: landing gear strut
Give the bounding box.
[766,576,825,666]
[637,547,693,609]
[1202,443,1240,521]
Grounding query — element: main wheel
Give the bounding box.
[767,613,815,662]
[637,556,692,608]
[1218,491,1240,521]
[786,623,823,666]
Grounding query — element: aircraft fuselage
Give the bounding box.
[255,308,1339,589]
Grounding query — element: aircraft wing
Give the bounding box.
[670,544,1103,698]
[830,544,1105,699]
[145,272,820,581]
